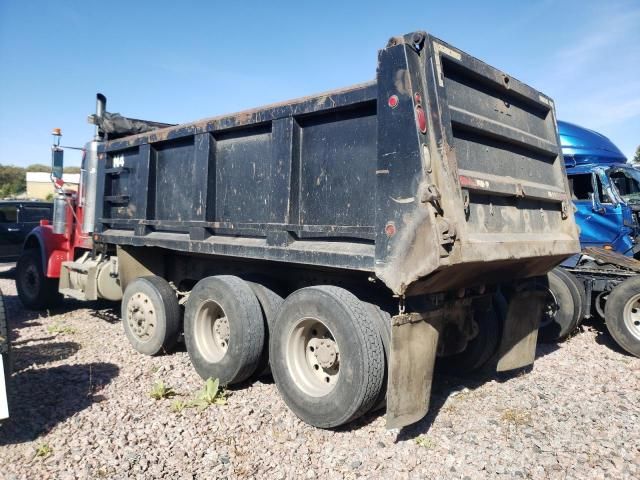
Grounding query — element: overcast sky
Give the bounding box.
[0,0,638,167]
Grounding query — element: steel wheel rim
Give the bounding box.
[126,292,157,342]
[22,263,40,299]
[622,293,640,341]
[194,300,229,363]
[539,287,560,328]
[595,292,608,318]
[286,317,340,397]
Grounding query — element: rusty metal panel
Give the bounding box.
[583,247,640,272]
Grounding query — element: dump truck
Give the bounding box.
[16,31,580,429]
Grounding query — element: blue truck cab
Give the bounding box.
[545,121,640,358]
[559,120,637,255]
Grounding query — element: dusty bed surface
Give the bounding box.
[0,264,638,480]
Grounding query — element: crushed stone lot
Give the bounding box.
[0,264,639,480]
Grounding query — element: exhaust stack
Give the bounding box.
[81,93,106,234]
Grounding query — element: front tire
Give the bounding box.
[604,276,640,358]
[121,276,181,356]
[270,286,384,428]
[16,249,61,310]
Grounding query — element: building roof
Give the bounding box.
[26,171,80,184]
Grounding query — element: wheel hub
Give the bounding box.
[22,263,40,297]
[286,318,340,397]
[213,316,230,349]
[308,337,339,369]
[623,295,640,341]
[127,293,156,341]
[540,288,559,328]
[194,300,230,362]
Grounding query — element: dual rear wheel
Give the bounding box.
[121,276,388,427]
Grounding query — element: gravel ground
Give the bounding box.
[0,263,639,479]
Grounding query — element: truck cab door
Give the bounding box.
[0,204,22,261]
[574,169,633,253]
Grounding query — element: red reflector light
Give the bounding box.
[415,105,427,133]
[388,95,399,109]
[385,222,396,237]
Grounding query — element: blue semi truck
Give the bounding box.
[539,121,640,357]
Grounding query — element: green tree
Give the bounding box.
[633,145,640,164]
[0,164,26,197]
[63,166,81,174]
[25,163,51,172]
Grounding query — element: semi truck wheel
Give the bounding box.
[444,294,505,373]
[270,286,384,428]
[537,268,582,343]
[560,270,586,325]
[184,276,264,385]
[246,281,284,377]
[363,302,390,412]
[16,249,61,310]
[121,276,181,356]
[603,276,640,357]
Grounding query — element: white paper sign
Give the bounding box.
[0,356,8,420]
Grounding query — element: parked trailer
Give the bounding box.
[16,31,580,429]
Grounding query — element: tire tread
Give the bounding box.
[313,286,385,422]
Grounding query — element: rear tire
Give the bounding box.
[560,269,586,325]
[537,268,581,343]
[184,276,264,385]
[246,281,283,377]
[16,249,61,310]
[443,294,505,373]
[604,276,640,358]
[270,286,384,428]
[121,276,181,356]
[363,303,390,412]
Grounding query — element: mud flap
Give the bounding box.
[386,313,439,429]
[496,290,544,372]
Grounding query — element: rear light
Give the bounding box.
[385,222,396,237]
[415,105,427,133]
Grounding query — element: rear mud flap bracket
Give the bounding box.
[386,313,439,429]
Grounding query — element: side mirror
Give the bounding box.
[51,147,64,180]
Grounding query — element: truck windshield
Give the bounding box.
[608,167,640,204]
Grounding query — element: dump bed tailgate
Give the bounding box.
[374,33,579,294]
[437,40,574,250]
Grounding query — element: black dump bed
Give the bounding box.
[95,31,579,295]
